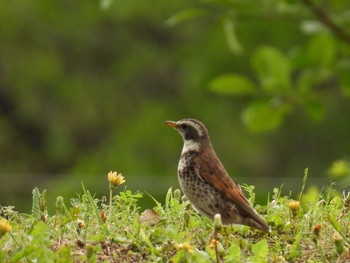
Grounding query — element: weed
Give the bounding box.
[0,170,349,262]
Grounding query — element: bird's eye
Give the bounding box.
[180,124,187,130]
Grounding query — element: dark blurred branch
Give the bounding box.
[301,0,350,45]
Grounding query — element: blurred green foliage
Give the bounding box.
[0,0,350,211]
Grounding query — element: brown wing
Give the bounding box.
[193,147,267,228]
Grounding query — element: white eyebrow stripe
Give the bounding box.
[179,120,204,137]
[192,122,204,136]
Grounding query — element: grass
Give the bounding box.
[0,169,349,262]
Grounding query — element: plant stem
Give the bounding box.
[109,188,113,220]
[301,0,350,45]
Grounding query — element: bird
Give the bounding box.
[164,118,269,232]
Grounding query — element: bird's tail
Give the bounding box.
[244,216,269,233]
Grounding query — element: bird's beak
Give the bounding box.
[163,120,177,128]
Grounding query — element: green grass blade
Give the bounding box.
[32,187,41,221]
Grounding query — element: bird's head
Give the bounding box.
[164,118,211,151]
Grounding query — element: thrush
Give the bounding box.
[164,118,269,232]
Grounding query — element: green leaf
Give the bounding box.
[225,243,241,263]
[40,189,47,214]
[209,74,256,96]
[224,18,243,55]
[32,187,41,221]
[328,214,350,244]
[307,32,335,67]
[298,168,308,201]
[252,46,291,93]
[140,229,156,256]
[55,246,72,263]
[30,222,55,262]
[288,232,302,260]
[165,8,208,27]
[81,183,105,226]
[249,239,268,262]
[327,214,343,233]
[192,250,212,262]
[241,99,291,132]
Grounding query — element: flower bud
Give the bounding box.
[55,196,64,209]
[100,210,107,222]
[77,219,85,229]
[183,211,191,226]
[174,189,181,201]
[288,200,300,217]
[312,224,322,238]
[181,195,188,202]
[214,213,222,231]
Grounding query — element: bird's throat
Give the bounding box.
[181,140,200,155]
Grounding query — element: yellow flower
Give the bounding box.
[108,171,125,189]
[175,242,194,253]
[0,218,11,237]
[208,238,218,249]
[208,239,225,256]
[288,200,300,210]
[288,200,300,217]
